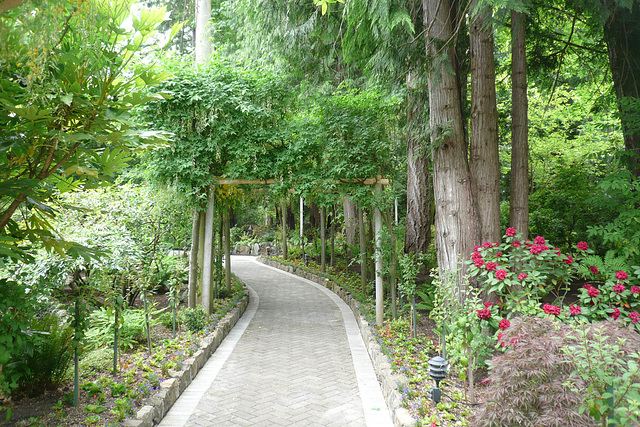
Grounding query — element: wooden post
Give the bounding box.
[188,208,200,308]
[224,207,231,293]
[281,200,288,260]
[330,204,336,267]
[358,206,367,293]
[197,210,205,305]
[202,186,215,314]
[300,196,304,253]
[374,183,384,327]
[320,205,326,272]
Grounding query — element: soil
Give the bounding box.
[0,293,200,427]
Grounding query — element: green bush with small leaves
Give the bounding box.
[179,307,209,332]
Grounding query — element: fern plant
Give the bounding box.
[575,250,630,284]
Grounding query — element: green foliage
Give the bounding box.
[5,315,74,398]
[430,270,495,370]
[77,348,113,379]
[529,164,616,251]
[179,307,209,332]
[142,55,293,202]
[0,0,172,259]
[85,306,159,351]
[0,279,38,393]
[564,322,640,425]
[588,171,640,263]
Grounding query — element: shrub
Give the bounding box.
[77,348,113,378]
[471,317,640,427]
[179,307,209,332]
[85,306,158,351]
[8,315,74,397]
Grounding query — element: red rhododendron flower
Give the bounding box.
[474,245,481,251]
[616,270,628,281]
[583,283,594,289]
[530,244,549,255]
[577,241,589,251]
[495,269,508,281]
[472,251,482,260]
[554,248,562,256]
[569,305,581,316]
[484,301,494,308]
[589,266,599,275]
[477,308,492,320]
[506,227,517,237]
[499,318,511,330]
[543,303,561,315]
[482,242,492,249]
[512,240,521,247]
[523,241,533,247]
[614,283,626,294]
[496,252,503,258]
[563,255,574,265]
[631,286,640,295]
[534,236,546,245]
[497,332,503,341]
[485,262,497,272]
[474,258,485,267]
[629,311,640,324]
[518,273,528,280]
[610,307,621,320]
[587,286,600,298]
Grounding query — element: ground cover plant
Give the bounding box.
[0,278,245,426]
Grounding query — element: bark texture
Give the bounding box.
[423,0,480,284]
[603,1,640,177]
[343,196,358,247]
[405,72,433,254]
[194,0,211,63]
[469,3,501,244]
[509,10,530,238]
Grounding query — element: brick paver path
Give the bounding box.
[159,256,393,427]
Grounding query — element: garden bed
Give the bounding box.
[0,282,247,427]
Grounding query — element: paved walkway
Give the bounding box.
[159,256,393,427]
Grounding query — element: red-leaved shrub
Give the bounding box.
[471,317,640,427]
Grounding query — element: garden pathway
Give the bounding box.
[158,255,393,427]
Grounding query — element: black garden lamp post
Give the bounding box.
[428,355,448,404]
[304,253,310,266]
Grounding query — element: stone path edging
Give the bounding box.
[257,257,415,427]
[123,286,250,427]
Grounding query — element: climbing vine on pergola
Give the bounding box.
[142,57,401,325]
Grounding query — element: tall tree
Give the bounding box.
[469,1,501,244]
[423,0,480,285]
[602,1,640,176]
[405,72,433,254]
[509,10,530,237]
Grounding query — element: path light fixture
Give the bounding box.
[428,355,448,404]
[304,253,310,266]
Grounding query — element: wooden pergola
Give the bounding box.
[195,176,390,326]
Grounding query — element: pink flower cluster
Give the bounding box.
[477,307,492,320]
[577,241,589,251]
[498,318,511,330]
[616,270,629,281]
[613,283,626,294]
[569,304,581,316]
[543,303,561,316]
[495,269,508,281]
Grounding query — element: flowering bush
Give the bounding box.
[467,229,575,315]
[467,229,640,331]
